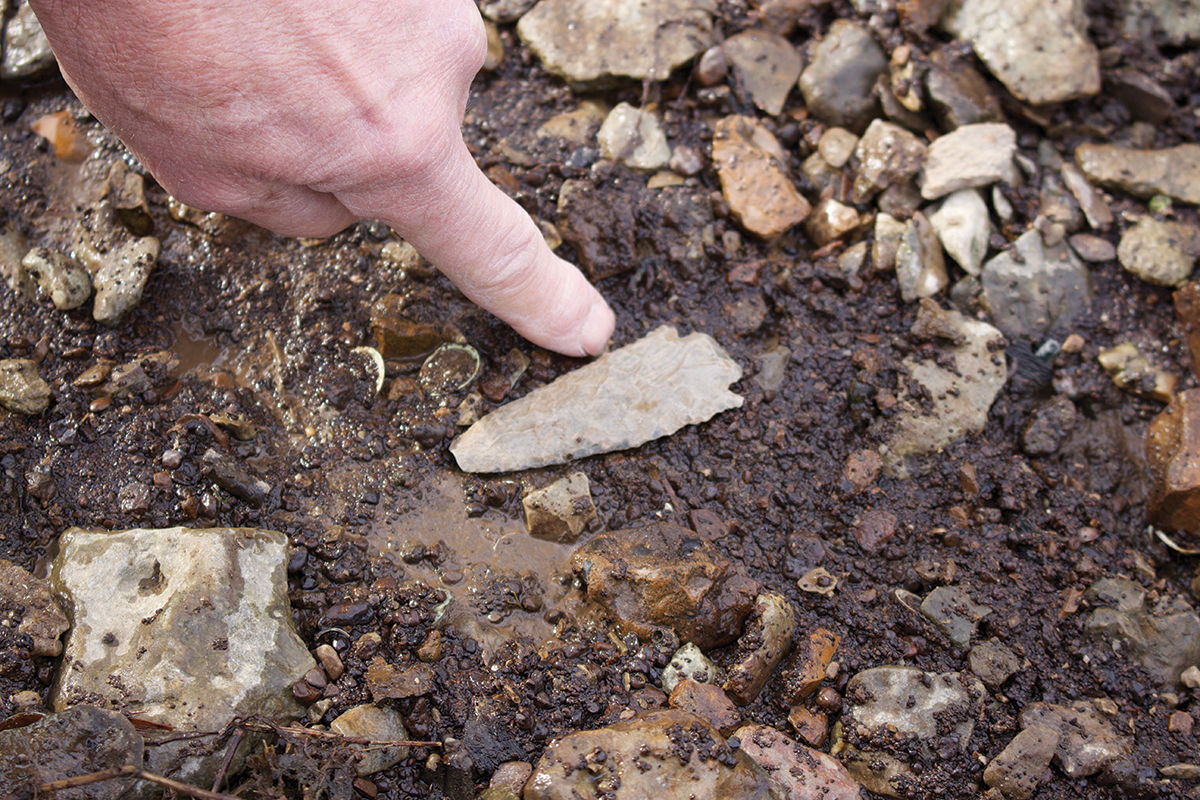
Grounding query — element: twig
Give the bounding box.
[38,764,242,800]
[211,728,246,793]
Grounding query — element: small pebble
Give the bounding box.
[316,643,344,681]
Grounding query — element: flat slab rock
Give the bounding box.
[451,326,743,473]
[50,526,315,786]
[1076,143,1200,205]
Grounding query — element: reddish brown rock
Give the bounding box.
[572,523,760,648]
[842,449,882,493]
[370,294,442,360]
[854,508,898,553]
[787,705,829,747]
[734,723,863,799]
[1147,389,1200,541]
[723,591,796,705]
[783,628,840,702]
[668,680,742,735]
[1175,283,1200,380]
[713,115,810,238]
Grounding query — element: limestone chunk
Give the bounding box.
[598,103,670,170]
[920,123,1017,200]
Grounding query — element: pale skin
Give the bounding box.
[28,0,615,357]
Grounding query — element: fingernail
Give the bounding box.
[579,297,615,357]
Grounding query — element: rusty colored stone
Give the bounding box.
[783,627,840,702]
[370,294,442,360]
[1175,283,1200,380]
[1147,389,1200,541]
[668,680,742,735]
[713,115,810,238]
[787,705,829,747]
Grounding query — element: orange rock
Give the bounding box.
[783,627,840,703]
[787,705,829,747]
[30,111,91,163]
[1147,388,1200,540]
[668,680,742,735]
[712,115,810,238]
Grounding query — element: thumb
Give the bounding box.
[355,143,614,357]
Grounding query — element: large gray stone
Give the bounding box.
[1,1,56,80]
[1019,701,1132,778]
[1084,577,1200,686]
[940,0,1099,104]
[841,666,986,797]
[1076,143,1200,205]
[797,20,887,131]
[451,326,742,472]
[517,0,716,84]
[722,29,801,116]
[525,709,779,799]
[50,526,315,787]
[981,228,1091,340]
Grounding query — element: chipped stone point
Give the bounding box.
[452,326,743,473]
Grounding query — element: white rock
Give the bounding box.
[21,247,91,310]
[929,189,991,275]
[895,212,948,302]
[598,103,671,170]
[920,123,1017,200]
[663,642,721,693]
[451,326,743,473]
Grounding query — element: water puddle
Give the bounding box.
[369,475,581,661]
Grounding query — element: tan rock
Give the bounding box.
[723,591,796,704]
[522,472,597,542]
[1076,143,1200,205]
[806,198,861,246]
[722,30,801,116]
[668,680,742,735]
[713,115,810,238]
[783,628,840,702]
[1147,389,1200,538]
[735,723,863,799]
[787,705,829,747]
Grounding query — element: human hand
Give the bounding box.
[29,0,615,356]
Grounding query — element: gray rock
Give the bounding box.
[330,705,410,776]
[50,526,316,787]
[452,327,742,472]
[921,123,1017,200]
[818,127,859,169]
[0,559,68,656]
[873,212,907,273]
[1060,163,1113,230]
[734,724,864,800]
[1068,233,1116,262]
[924,50,1003,130]
[0,706,143,800]
[21,247,92,310]
[920,585,992,649]
[479,0,537,22]
[1084,577,1200,686]
[598,103,670,170]
[940,0,1099,104]
[1108,68,1175,124]
[895,212,948,302]
[981,228,1091,339]
[522,472,597,542]
[885,302,1007,466]
[842,667,986,797]
[851,119,928,203]
[1019,701,1132,778]
[723,30,801,116]
[516,0,716,84]
[0,358,50,415]
[723,591,796,705]
[572,522,760,648]
[930,189,991,274]
[663,642,722,693]
[1076,143,1200,205]
[969,638,1021,688]
[1,1,55,80]
[797,20,887,132]
[695,44,728,86]
[1022,394,1077,455]
[1039,173,1084,232]
[1118,217,1200,287]
[0,227,34,299]
[1119,0,1200,45]
[85,236,160,325]
[983,725,1060,800]
[525,710,777,799]
[802,151,843,197]
[754,345,790,393]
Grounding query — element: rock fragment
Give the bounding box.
[1022,394,1077,456]
[21,247,92,310]
[981,228,1091,339]
[668,680,742,734]
[841,667,986,797]
[371,294,442,360]
[983,725,1060,800]
[818,127,859,169]
[1148,389,1200,541]
[1084,575,1200,685]
[921,123,1016,200]
[598,103,671,170]
[1076,143,1200,205]
[940,0,1099,104]
[805,198,860,246]
[851,119,927,203]
[969,638,1021,688]
[663,642,722,692]
[723,591,796,704]
[84,236,160,325]
[524,710,776,799]
[873,212,906,273]
[919,585,992,649]
[735,723,863,799]
[2,0,55,80]
[798,20,887,131]
[722,30,801,116]
[50,526,315,786]
[330,705,410,776]
[923,50,1003,129]
[572,522,760,648]
[1060,163,1113,230]
[1018,701,1132,778]
[0,559,69,657]
[516,0,716,84]
[1118,217,1200,287]
[894,211,948,302]
[1099,343,1176,402]
[713,115,810,237]
[782,628,839,702]
[929,189,990,274]
[452,327,742,473]
[522,472,597,542]
[0,358,50,415]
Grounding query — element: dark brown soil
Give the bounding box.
[0,1,1198,798]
